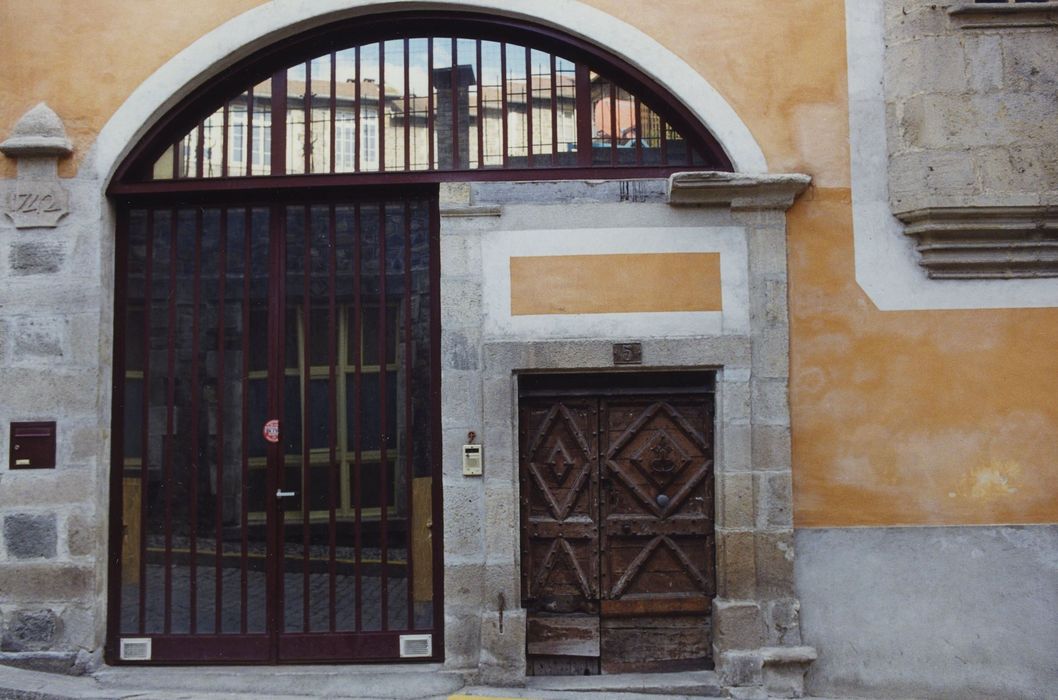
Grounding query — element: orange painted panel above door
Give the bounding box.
[510,252,722,315]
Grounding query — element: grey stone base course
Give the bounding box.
[796,524,1058,700]
[0,652,85,677]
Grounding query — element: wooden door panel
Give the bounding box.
[600,616,711,674]
[601,398,714,598]
[520,399,599,612]
[527,616,600,657]
[600,396,714,672]
[605,534,713,600]
[521,399,600,676]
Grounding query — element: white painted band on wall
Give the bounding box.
[480,226,750,340]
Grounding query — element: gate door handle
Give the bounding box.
[276,489,296,499]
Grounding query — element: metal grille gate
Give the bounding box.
[108,191,442,663]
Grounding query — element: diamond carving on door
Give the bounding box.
[520,379,715,676]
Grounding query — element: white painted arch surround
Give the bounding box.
[85,0,767,183]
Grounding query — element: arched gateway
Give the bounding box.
[105,10,737,665]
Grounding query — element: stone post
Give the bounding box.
[0,103,99,673]
[670,171,816,699]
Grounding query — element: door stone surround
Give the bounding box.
[438,173,815,697]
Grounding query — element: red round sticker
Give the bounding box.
[263,419,280,444]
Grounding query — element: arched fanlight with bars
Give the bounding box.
[111,12,732,191]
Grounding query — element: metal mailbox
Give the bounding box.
[9,422,56,469]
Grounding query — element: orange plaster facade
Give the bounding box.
[510,253,722,315]
[2,1,1056,529]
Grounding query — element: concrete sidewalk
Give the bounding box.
[0,663,886,700]
[0,663,726,700]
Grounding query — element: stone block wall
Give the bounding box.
[0,221,107,670]
[0,121,108,671]
[884,1,1058,215]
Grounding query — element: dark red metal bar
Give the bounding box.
[404,38,411,172]
[450,38,460,171]
[476,40,484,169]
[525,46,533,168]
[272,70,288,176]
[660,118,668,166]
[575,64,592,166]
[246,87,255,177]
[379,42,386,172]
[427,194,443,643]
[550,53,558,166]
[106,207,130,658]
[215,208,227,634]
[354,47,361,174]
[327,204,338,632]
[402,200,414,630]
[240,207,251,634]
[427,38,435,170]
[139,209,154,633]
[633,96,642,166]
[266,204,285,660]
[352,202,364,631]
[196,122,205,179]
[303,61,312,175]
[222,103,230,178]
[115,164,705,198]
[500,43,508,168]
[330,52,337,174]
[163,208,177,634]
[609,81,617,167]
[301,204,312,633]
[189,207,203,635]
[377,200,389,631]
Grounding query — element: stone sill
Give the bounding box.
[761,645,818,665]
[949,2,1058,29]
[899,205,1058,279]
[667,171,811,211]
[439,204,502,218]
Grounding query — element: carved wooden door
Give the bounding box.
[600,397,715,673]
[520,399,601,675]
[520,378,714,676]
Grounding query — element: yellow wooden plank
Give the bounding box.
[412,476,434,603]
[122,477,141,585]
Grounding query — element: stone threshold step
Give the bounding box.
[92,663,465,698]
[524,670,722,696]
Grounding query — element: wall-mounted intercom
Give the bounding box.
[462,443,483,476]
